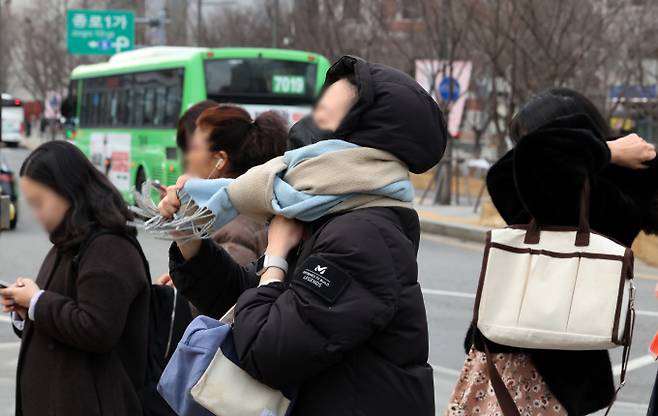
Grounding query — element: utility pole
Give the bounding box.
[197,0,203,46]
[154,6,168,45]
[272,0,279,48]
[434,0,454,206]
[135,4,169,46]
[0,0,4,143]
[0,0,6,94]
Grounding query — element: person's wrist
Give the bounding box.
[607,140,619,164]
[27,289,44,321]
[178,238,202,260]
[258,267,285,286]
[265,244,292,259]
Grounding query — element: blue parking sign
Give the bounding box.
[438,77,461,102]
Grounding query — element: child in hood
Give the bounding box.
[161,56,447,416]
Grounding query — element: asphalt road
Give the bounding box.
[1,145,658,415]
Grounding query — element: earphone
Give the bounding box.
[205,157,225,180]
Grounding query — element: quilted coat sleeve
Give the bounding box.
[231,214,402,392]
[169,239,259,319]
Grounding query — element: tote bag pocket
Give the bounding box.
[158,316,231,416]
[190,326,291,416]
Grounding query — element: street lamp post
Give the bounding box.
[0,0,6,94]
[272,0,279,48]
[0,0,6,143]
[197,0,203,46]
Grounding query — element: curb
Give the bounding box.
[419,218,488,243]
[21,140,41,151]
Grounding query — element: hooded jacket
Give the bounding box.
[169,57,446,415]
[468,113,658,415]
[326,56,448,173]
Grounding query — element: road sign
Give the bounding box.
[415,60,472,136]
[438,76,461,102]
[67,9,135,55]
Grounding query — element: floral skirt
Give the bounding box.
[446,348,567,416]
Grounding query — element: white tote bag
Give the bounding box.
[472,181,636,416]
[473,180,635,416]
[473,181,636,351]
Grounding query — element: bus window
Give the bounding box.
[125,89,134,126]
[154,86,167,126]
[205,58,318,105]
[109,90,119,126]
[164,84,181,126]
[143,88,155,125]
[90,92,102,126]
[98,91,109,126]
[134,89,144,126]
[115,90,126,125]
[79,69,182,128]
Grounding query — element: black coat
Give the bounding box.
[467,114,658,415]
[15,233,150,416]
[170,207,435,416]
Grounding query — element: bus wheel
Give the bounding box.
[135,167,146,193]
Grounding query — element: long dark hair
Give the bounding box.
[20,141,134,249]
[510,88,612,143]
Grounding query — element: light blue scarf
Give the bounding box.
[183,140,414,229]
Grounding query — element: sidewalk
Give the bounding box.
[415,200,658,279]
[20,134,54,151]
[416,202,488,243]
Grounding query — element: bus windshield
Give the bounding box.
[205,58,318,105]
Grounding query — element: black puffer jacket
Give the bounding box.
[466,113,658,415]
[169,56,445,415]
[170,208,434,415]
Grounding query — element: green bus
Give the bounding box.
[69,47,331,200]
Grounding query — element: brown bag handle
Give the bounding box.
[483,340,521,416]
[524,178,591,246]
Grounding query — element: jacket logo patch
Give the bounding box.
[292,255,350,303]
